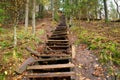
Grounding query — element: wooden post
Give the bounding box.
[72,45,76,59]
[71,45,76,80]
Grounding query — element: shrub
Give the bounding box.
[0,9,5,23]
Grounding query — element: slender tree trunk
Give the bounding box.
[32,0,36,35]
[13,12,19,48]
[25,0,29,32]
[51,0,54,21]
[13,16,19,58]
[14,25,17,48]
[38,4,44,18]
[103,0,108,22]
[114,0,120,19]
[69,0,73,26]
[13,25,17,58]
[87,11,90,22]
[95,6,98,19]
[99,8,102,19]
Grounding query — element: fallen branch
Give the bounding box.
[25,47,40,57]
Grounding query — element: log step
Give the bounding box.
[52,34,67,36]
[35,57,71,62]
[27,63,74,70]
[48,46,70,48]
[51,30,67,33]
[37,54,71,57]
[53,32,67,34]
[49,36,67,39]
[50,35,68,38]
[26,72,75,78]
[46,43,69,45]
[47,39,69,42]
[46,49,68,52]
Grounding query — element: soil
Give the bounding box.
[74,44,106,80]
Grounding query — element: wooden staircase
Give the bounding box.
[23,24,75,80]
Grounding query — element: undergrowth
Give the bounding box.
[0,27,44,80]
[71,26,120,79]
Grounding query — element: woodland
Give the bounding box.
[0,0,120,80]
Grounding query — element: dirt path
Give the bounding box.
[36,18,53,42]
[68,30,106,80]
[74,44,106,80]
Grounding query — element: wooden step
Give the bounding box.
[55,27,67,30]
[26,72,75,78]
[53,32,67,34]
[52,34,67,36]
[47,40,69,42]
[52,32,67,35]
[49,36,67,38]
[49,37,66,39]
[55,27,67,29]
[27,63,74,70]
[48,46,70,48]
[46,45,69,47]
[35,57,71,62]
[46,43,69,45]
[46,49,68,52]
[51,30,67,33]
[48,35,68,39]
[37,54,71,57]
[46,47,69,50]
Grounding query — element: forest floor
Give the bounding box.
[0,18,120,80]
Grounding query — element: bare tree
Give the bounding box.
[32,0,36,35]
[114,0,120,19]
[25,0,29,32]
[103,0,108,22]
[51,0,54,21]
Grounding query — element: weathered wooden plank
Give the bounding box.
[52,34,67,36]
[26,72,75,78]
[49,36,66,39]
[35,57,71,62]
[49,36,67,38]
[51,29,67,32]
[50,35,68,37]
[72,45,76,59]
[37,54,71,57]
[25,47,40,57]
[48,45,70,48]
[53,32,68,35]
[53,31,67,34]
[47,40,69,42]
[16,57,36,74]
[46,49,67,52]
[27,63,74,70]
[46,43,69,45]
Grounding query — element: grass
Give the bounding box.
[71,22,120,79]
[0,26,44,80]
[0,73,5,80]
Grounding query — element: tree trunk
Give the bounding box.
[14,25,17,48]
[95,6,98,19]
[103,0,108,22]
[51,0,54,21]
[25,0,29,32]
[32,0,36,35]
[13,24,17,58]
[114,0,120,19]
[13,13,19,48]
[69,0,73,26]
[99,8,102,19]
[38,4,44,18]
